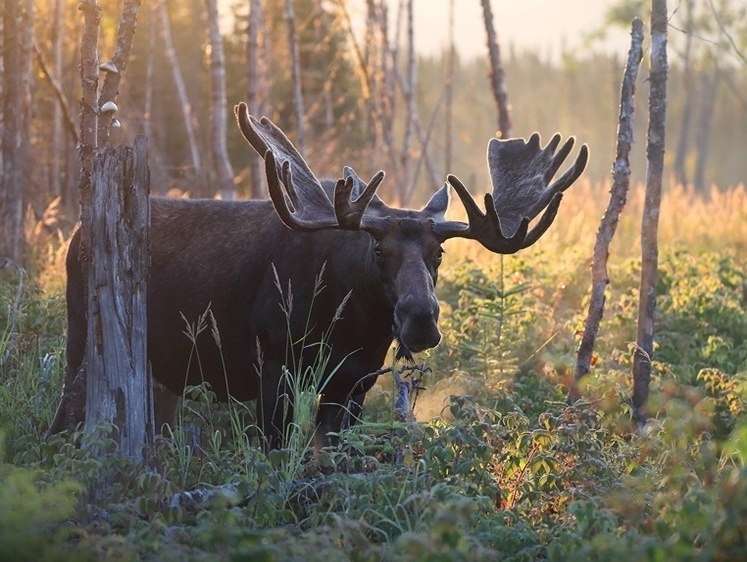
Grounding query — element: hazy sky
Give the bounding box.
[369,0,633,61]
[221,1,636,62]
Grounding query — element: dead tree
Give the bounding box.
[97,0,142,148]
[632,0,668,425]
[480,0,512,138]
[573,19,644,396]
[85,137,152,460]
[285,0,306,156]
[205,0,236,200]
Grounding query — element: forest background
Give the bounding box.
[7,0,747,242]
[1,1,747,559]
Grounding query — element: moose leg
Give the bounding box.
[153,382,180,436]
[258,362,293,450]
[47,363,87,436]
[47,257,87,437]
[314,390,366,449]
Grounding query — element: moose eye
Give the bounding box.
[435,248,445,266]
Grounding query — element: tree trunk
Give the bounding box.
[400,0,415,205]
[51,0,67,205]
[445,0,455,172]
[632,0,668,425]
[246,0,265,199]
[572,19,644,396]
[672,0,694,187]
[285,0,306,156]
[0,0,26,263]
[693,68,720,195]
[157,0,202,175]
[77,0,102,265]
[85,136,152,460]
[97,0,142,148]
[205,0,235,200]
[480,0,512,138]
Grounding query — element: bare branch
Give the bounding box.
[573,18,644,395]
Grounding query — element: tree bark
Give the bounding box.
[77,0,102,269]
[285,0,306,156]
[0,0,26,263]
[632,0,668,425]
[85,136,152,460]
[51,0,64,206]
[97,0,142,148]
[205,0,235,200]
[400,0,415,205]
[572,19,644,396]
[672,0,693,187]
[480,0,512,138]
[246,0,265,199]
[693,67,720,195]
[157,0,202,174]
[445,0,455,172]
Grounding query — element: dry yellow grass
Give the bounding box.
[443,179,747,265]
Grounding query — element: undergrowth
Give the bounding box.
[0,181,745,560]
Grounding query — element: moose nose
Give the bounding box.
[395,294,441,352]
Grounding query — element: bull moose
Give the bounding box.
[48,102,588,449]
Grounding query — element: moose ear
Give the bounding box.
[422,183,450,221]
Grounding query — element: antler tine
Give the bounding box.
[334,171,388,233]
[544,135,574,183]
[435,131,587,254]
[522,192,563,248]
[433,174,528,254]
[487,133,589,237]
[237,103,390,234]
[264,152,338,231]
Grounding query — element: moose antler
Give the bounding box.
[234,102,388,234]
[435,133,588,253]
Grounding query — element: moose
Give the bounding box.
[49,102,588,449]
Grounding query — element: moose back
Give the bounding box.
[49,103,587,449]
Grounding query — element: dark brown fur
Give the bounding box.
[50,195,446,449]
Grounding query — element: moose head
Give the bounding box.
[235,102,588,361]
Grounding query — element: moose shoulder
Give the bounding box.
[49,103,588,449]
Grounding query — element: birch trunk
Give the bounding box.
[400,0,415,205]
[0,0,26,263]
[693,68,720,195]
[246,0,265,198]
[632,0,668,425]
[205,0,235,199]
[285,0,306,156]
[157,0,202,174]
[573,19,644,395]
[673,0,694,187]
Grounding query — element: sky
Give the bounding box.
[361,0,633,62]
[220,1,636,62]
